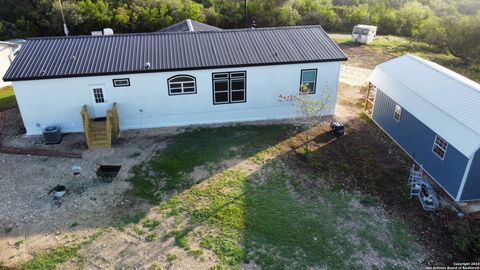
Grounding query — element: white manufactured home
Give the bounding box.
[0,41,20,88]
[3,24,347,148]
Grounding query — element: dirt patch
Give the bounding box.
[190,165,210,182]
[335,40,396,69]
[339,65,372,87]
[0,109,172,267]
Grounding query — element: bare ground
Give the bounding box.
[0,110,173,266]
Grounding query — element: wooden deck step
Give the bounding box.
[88,143,110,149]
[89,131,107,138]
[81,104,119,149]
[85,120,110,148]
[89,121,106,131]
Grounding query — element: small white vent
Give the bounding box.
[103,28,114,35]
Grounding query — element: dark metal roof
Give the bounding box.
[157,19,222,32]
[4,25,347,81]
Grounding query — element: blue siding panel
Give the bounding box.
[461,149,480,201]
[372,90,468,199]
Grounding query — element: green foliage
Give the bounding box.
[146,232,158,241]
[20,245,82,269]
[413,16,447,46]
[116,212,145,230]
[18,230,103,270]
[444,14,480,65]
[359,194,380,206]
[453,227,480,253]
[394,1,432,36]
[0,85,17,112]
[142,219,160,230]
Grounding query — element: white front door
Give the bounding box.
[89,85,109,118]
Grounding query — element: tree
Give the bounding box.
[278,83,333,157]
[78,0,112,31]
[413,15,447,47]
[444,14,480,65]
[395,2,432,36]
[131,0,173,32]
[176,0,206,22]
[276,6,301,26]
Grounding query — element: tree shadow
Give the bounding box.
[302,116,476,264]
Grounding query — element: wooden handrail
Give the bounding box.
[106,110,112,147]
[111,103,119,138]
[80,105,91,147]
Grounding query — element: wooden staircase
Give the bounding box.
[81,103,120,149]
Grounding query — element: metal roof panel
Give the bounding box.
[3,25,347,81]
[369,54,480,157]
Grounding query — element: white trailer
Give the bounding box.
[352,25,377,44]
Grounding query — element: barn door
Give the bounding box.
[89,85,108,119]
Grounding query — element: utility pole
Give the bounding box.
[244,0,247,28]
[58,0,69,36]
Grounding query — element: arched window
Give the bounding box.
[168,75,196,95]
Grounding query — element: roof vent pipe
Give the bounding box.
[103,28,114,35]
[145,62,151,69]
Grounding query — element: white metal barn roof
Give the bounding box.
[369,54,480,158]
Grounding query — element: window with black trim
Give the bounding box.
[432,135,448,160]
[394,104,402,122]
[300,69,317,94]
[113,78,130,87]
[213,71,246,104]
[168,75,197,95]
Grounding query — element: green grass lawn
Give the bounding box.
[0,85,17,111]
[331,34,480,83]
[15,230,104,270]
[129,125,421,269]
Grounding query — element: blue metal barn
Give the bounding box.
[367,54,480,202]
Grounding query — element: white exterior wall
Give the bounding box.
[0,44,15,88]
[12,62,341,135]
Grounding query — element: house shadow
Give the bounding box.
[0,123,300,262]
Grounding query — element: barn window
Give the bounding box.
[213,71,246,104]
[393,104,402,122]
[113,78,130,87]
[300,69,317,94]
[432,135,448,160]
[168,75,196,95]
